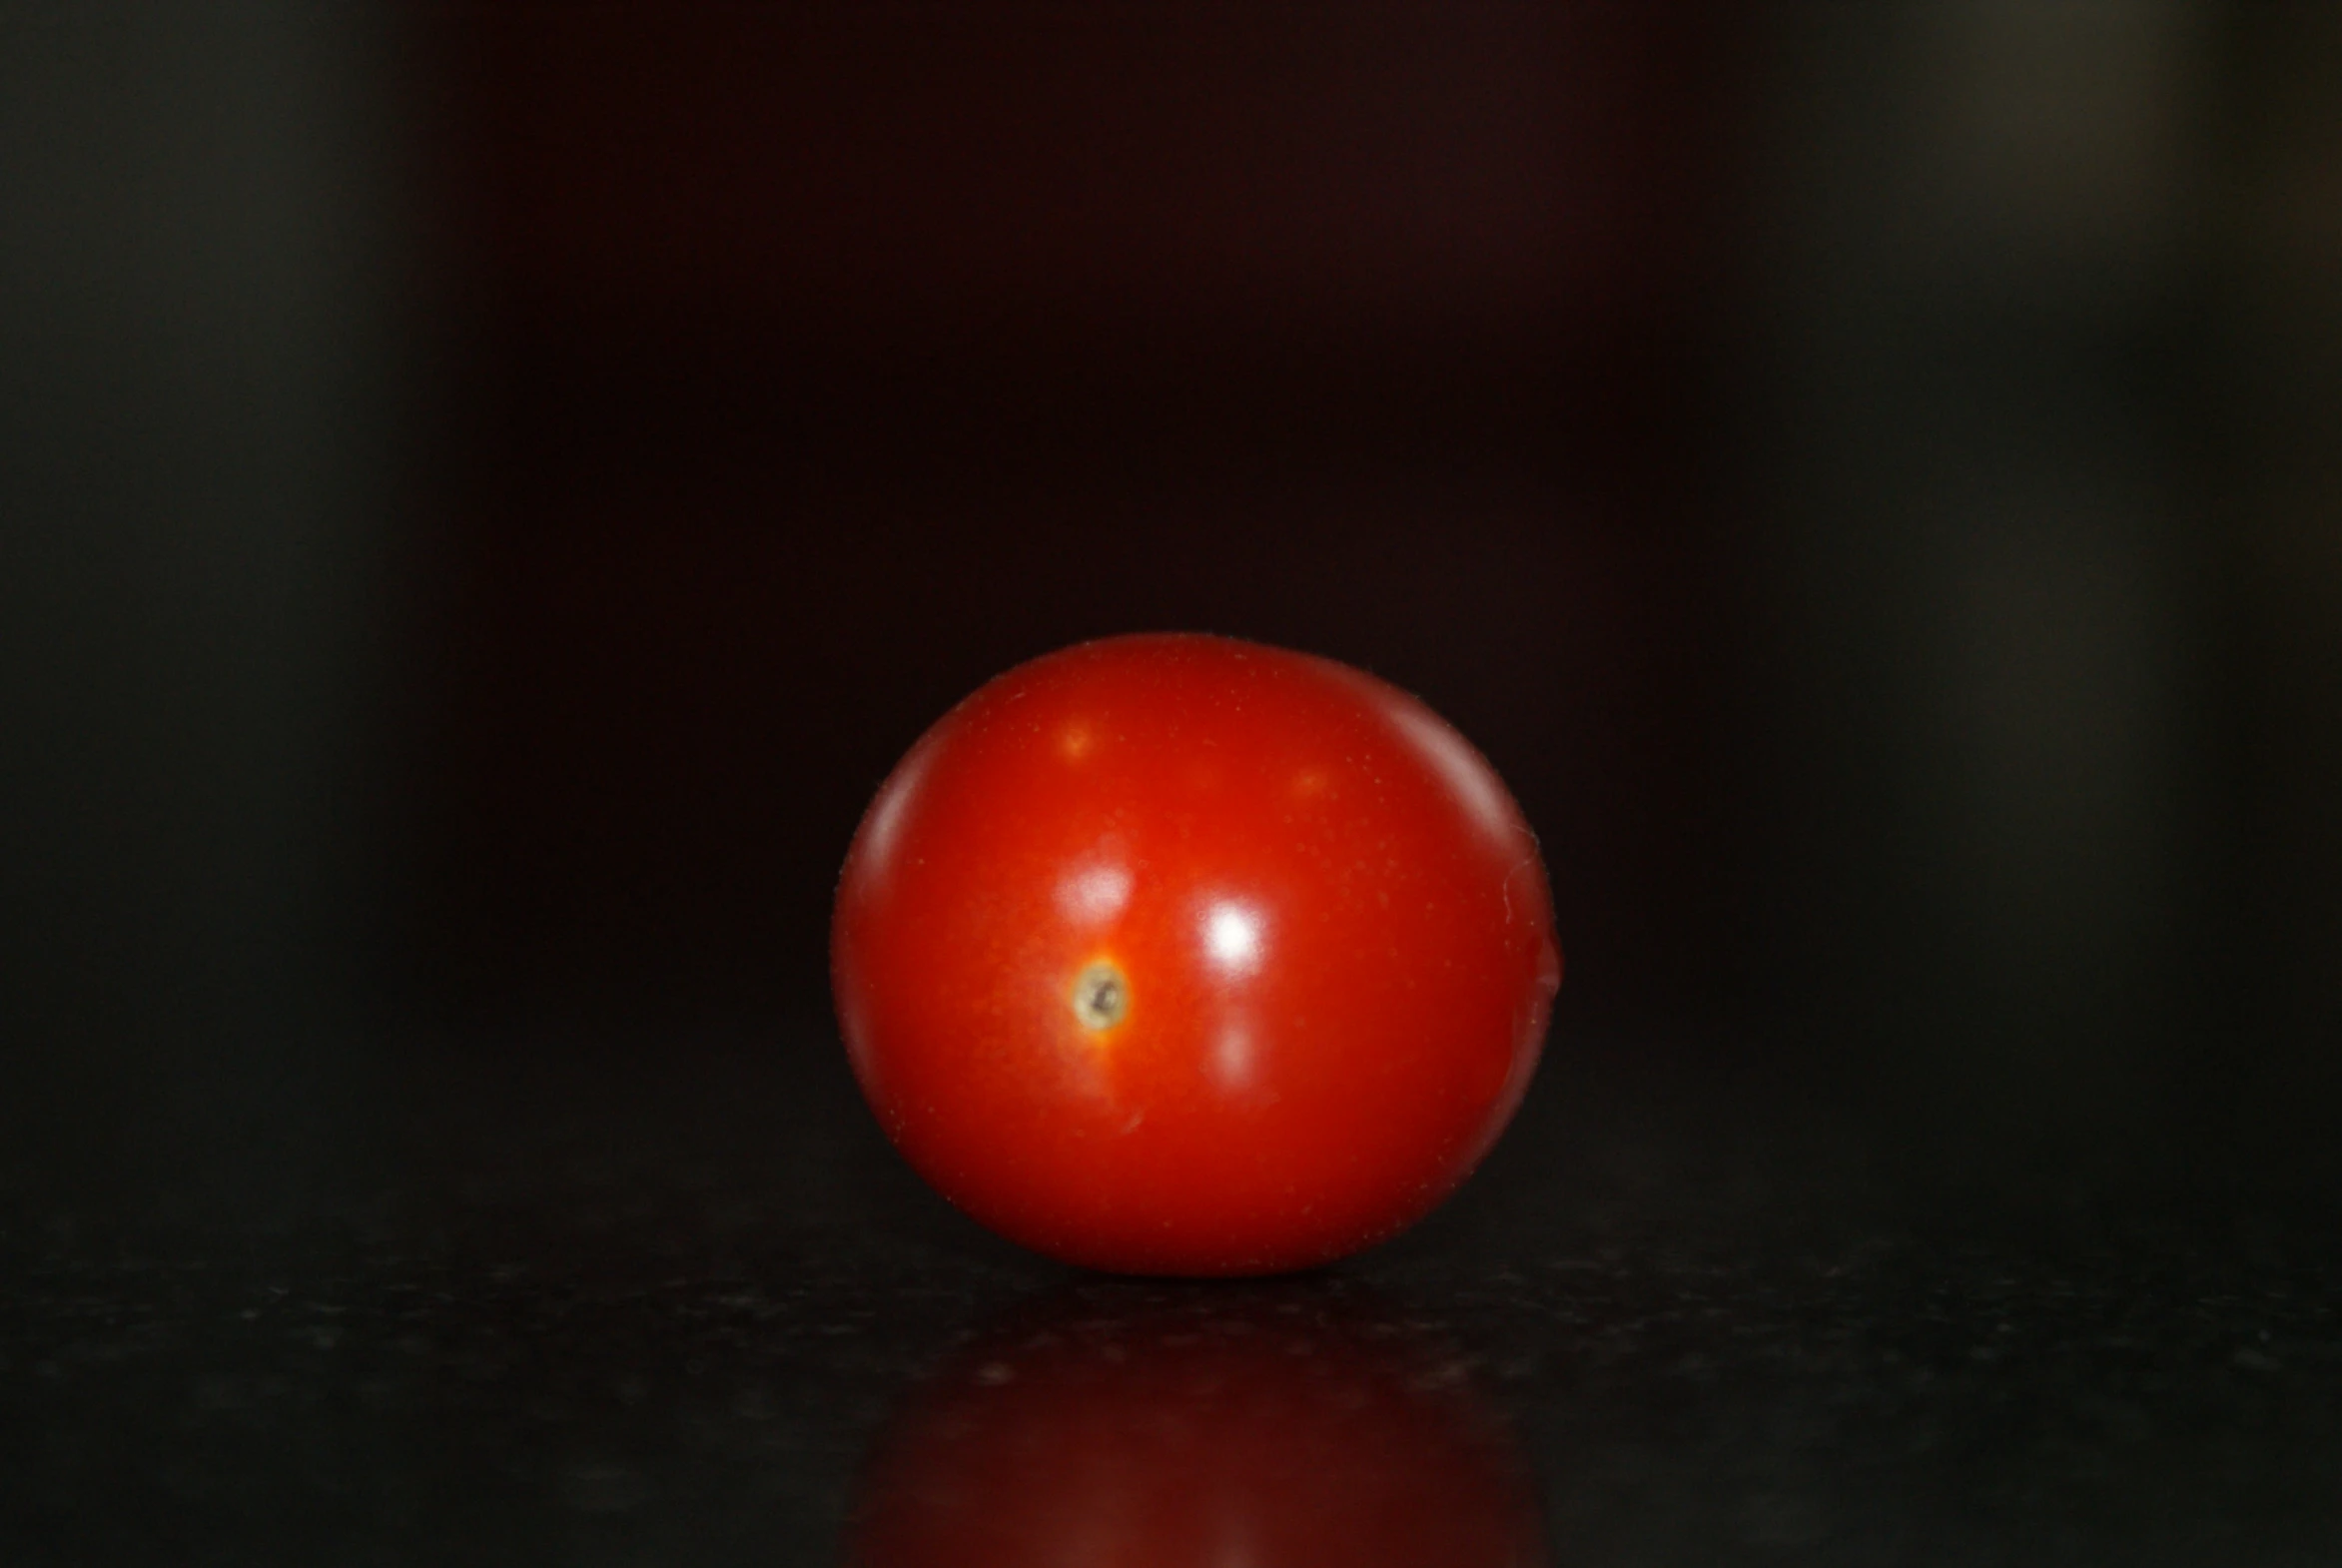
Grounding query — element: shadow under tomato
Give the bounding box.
[846,1279,1549,1567]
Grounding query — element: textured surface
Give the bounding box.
[5,1025,2342,1565]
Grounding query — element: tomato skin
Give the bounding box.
[831,633,1559,1275]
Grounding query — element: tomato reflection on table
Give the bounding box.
[846,1283,1548,1567]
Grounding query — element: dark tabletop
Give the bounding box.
[6,1023,2341,1567]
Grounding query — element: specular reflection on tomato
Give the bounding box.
[846,1283,1550,1568]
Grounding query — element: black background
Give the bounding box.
[6,4,2342,1560]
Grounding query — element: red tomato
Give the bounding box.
[831,633,1559,1274]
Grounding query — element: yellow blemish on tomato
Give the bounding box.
[1290,767,1330,799]
[1059,723,1095,762]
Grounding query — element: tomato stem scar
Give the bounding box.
[1072,961,1129,1031]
